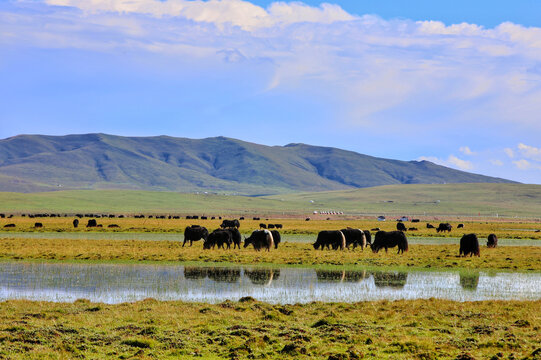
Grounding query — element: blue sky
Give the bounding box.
[1,0,541,184]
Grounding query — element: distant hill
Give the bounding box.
[0,134,515,194]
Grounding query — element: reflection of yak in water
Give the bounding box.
[459,272,480,291]
[184,266,208,280]
[207,268,241,283]
[244,269,281,286]
[315,270,368,283]
[372,271,408,289]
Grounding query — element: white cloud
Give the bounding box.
[459,146,474,156]
[418,155,473,171]
[504,148,515,158]
[44,0,355,30]
[490,159,504,166]
[513,159,531,170]
[517,143,541,162]
[3,0,541,146]
[447,155,474,170]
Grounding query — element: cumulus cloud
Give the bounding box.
[504,148,515,158]
[44,0,354,30]
[517,143,541,161]
[490,159,504,166]
[418,155,473,171]
[2,0,541,155]
[513,159,532,170]
[459,146,475,156]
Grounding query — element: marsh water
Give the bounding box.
[0,262,539,304]
[1,232,539,246]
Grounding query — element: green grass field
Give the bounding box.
[1,298,539,359]
[0,183,540,218]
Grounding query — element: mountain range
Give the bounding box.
[0,134,514,194]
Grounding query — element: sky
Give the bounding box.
[1,0,541,184]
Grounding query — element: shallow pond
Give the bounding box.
[0,262,539,304]
[0,232,539,246]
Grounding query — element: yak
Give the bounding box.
[244,230,274,251]
[220,219,240,229]
[270,230,281,249]
[396,222,407,232]
[459,233,480,257]
[225,227,242,249]
[204,229,232,249]
[72,219,79,228]
[340,228,367,250]
[371,231,409,254]
[487,234,498,248]
[436,223,452,233]
[183,225,209,247]
[86,219,97,228]
[313,230,346,250]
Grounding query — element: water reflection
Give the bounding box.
[372,272,408,289]
[244,269,280,286]
[0,262,539,304]
[459,273,480,291]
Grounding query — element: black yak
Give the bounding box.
[340,228,367,250]
[73,219,79,228]
[204,229,232,249]
[225,228,242,249]
[459,233,480,257]
[487,234,498,248]
[183,225,209,247]
[244,230,274,251]
[436,223,452,233]
[371,231,409,254]
[220,219,240,229]
[270,230,281,249]
[86,219,97,228]
[313,230,346,250]
[396,222,407,231]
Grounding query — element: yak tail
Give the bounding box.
[338,231,346,250]
[265,229,274,250]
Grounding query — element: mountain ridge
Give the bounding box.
[0,133,515,194]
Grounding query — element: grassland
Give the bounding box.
[0,183,540,217]
[0,238,539,271]
[0,298,539,359]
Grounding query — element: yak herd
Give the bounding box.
[180,219,495,257]
[1,213,501,257]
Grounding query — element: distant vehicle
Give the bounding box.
[398,216,409,222]
[377,216,386,222]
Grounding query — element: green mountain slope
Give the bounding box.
[0,134,515,194]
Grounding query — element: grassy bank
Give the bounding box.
[0,239,539,271]
[0,298,539,359]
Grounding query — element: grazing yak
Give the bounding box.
[274,224,283,229]
[270,230,281,249]
[313,230,346,250]
[86,219,97,228]
[72,219,79,228]
[244,230,274,251]
[371,231,409,254]
[34,222,43,228]
[204,229,232,249]
[340,228,367,250]
[426,223,435,229]
[396,222,407,232]
[459,233,480,257]
[3,224,15,228]
[220,219,240,229]
[183,225,209,247]
[225,228,242,249]
[436,223,452,233]
[259,223,267,229]
[457,223,464,229]
[487,234,498,248]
